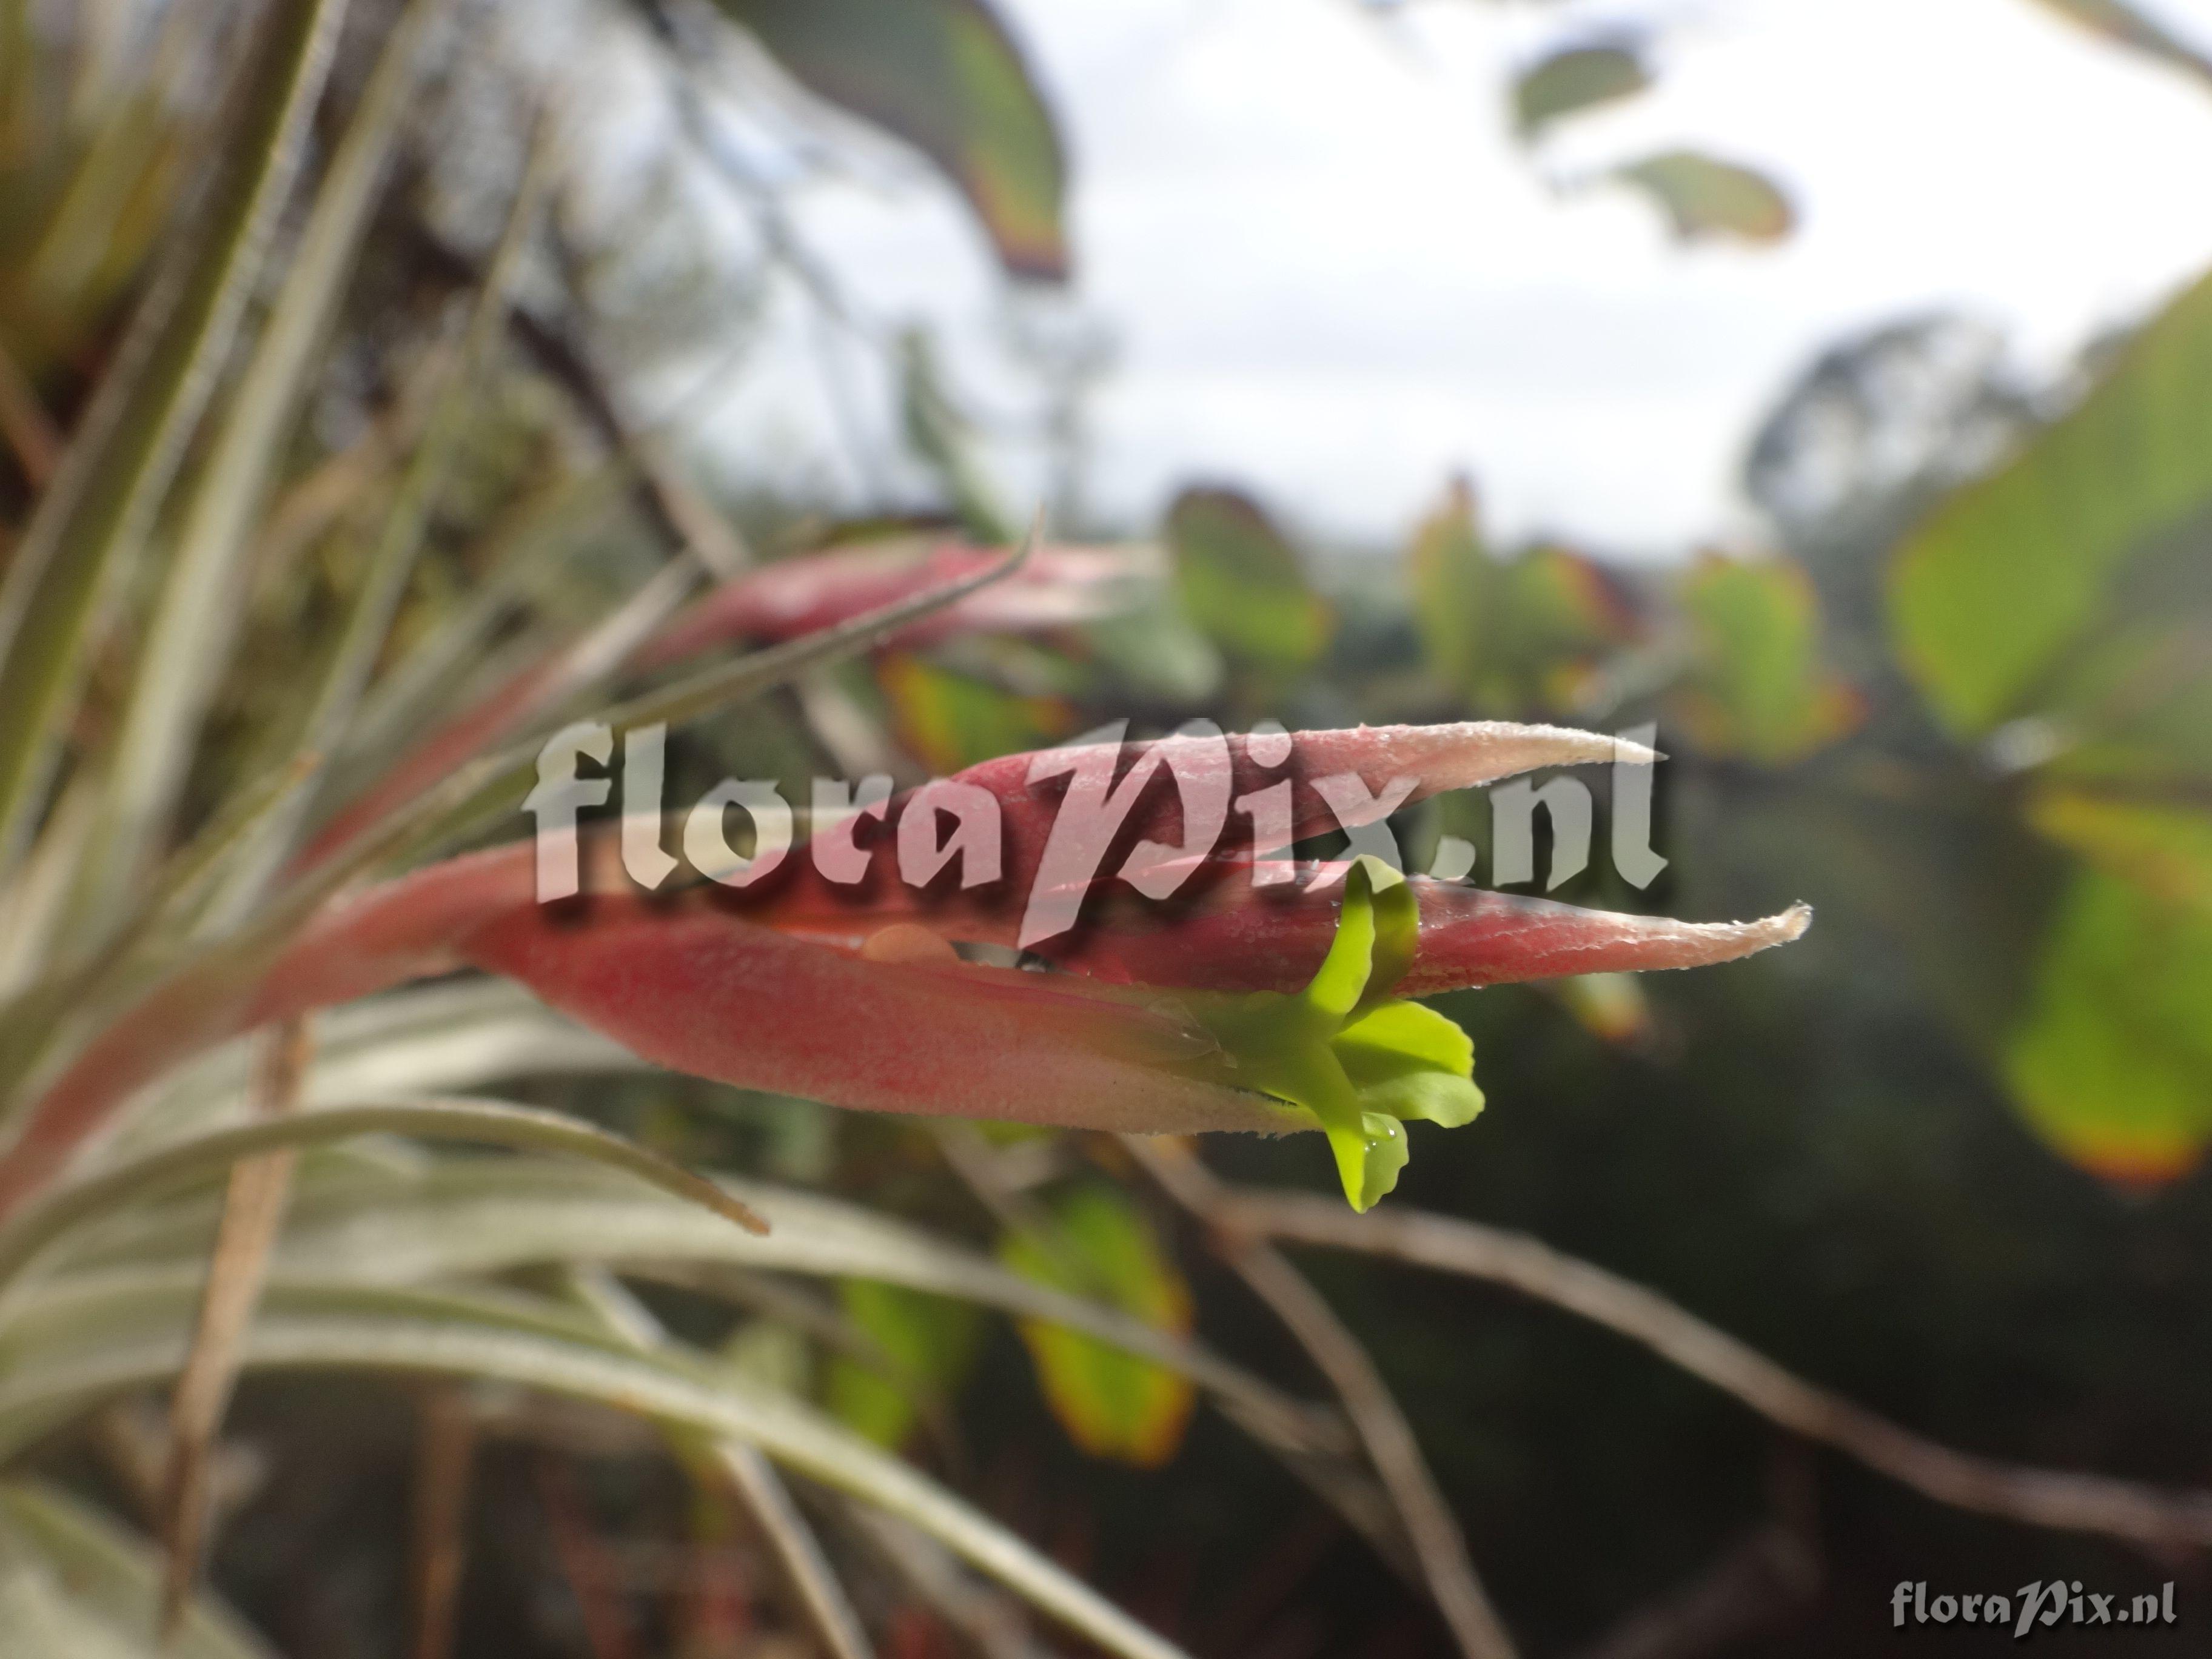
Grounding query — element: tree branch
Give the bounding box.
[1125,1139,1520,1659]
[1229,1188,2212,1553]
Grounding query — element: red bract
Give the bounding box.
[1007,854,1808,994]
[0,722,1801,1221]
[274,718,1663,1008]
[460,899,1282,1135]
[638,540,1152,667]
[934,719,1655,911]
[754,863,1807,990]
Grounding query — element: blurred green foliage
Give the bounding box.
[1406,479,1631,714]
[1612,151,1796,244]
[1512,44,1649,138]
[1168,487,1335,678]
[1000,1182,1197,1469]
[717,0,1070,281]
[1669,553,1860,764]
[826,1279,983,1450]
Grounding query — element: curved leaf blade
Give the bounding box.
[1000,1182,1195,1467]
[0,0,348,862]
[2023,0,2212,87]
[0,1305,1194,1659]
[1614,150,1793,244]
[85,0,444,914]
[717,0,1069,280]
[0,1479,274,1659]
[15,1158,1326,1460]
[1513,44,1649,136]
[1889,265,2212,739]
[0,1098,769,1290]
[2004,868,2212,1182]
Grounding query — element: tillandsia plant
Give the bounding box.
[4,3,2208,1658]
[0,4,1825,1650]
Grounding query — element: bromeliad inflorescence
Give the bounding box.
[0,723,1807,1219]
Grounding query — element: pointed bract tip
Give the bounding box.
[1421,720,1664,789]
[1652,902,1811,967]
[1396,893,1813,994]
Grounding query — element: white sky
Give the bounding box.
[708,0,2212,559]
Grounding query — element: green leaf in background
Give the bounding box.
[1668,552,1859,763]
[1407,478,1490,702]
[1080,602,1225,703]
[827,1279,983,1449]
[2021,0,2212,87]
[877,651,1074,773]
[1546,971,1652,1046]
[1881,254,2212,1189]
[897,327,1014,540]
[1168,488,1333,674]
[1888,264,2212,740]
[1513,44,1650,137]
[1614,150,1794,244]
[2026,789,2212,920]
[2004,868,2212,1182]
[0,1480,273,1659]
[716,0,1070,281]
[1406,480,1631,713]
[1001,1183,1196,1468]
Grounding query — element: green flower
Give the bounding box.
[1188,857,1484,1209]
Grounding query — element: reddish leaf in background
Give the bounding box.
[303,540,1150,866]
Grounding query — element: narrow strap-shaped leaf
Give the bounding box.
[563,1267,877,1659]
[0,773,96,1005]
[0,756,321,1120]
[0,1478,277,1659]
[82,0,446,924]
[0,0,349,865]
[299,538,702,872]
[331,466,632,794]
[263,523,1031,904]
[0,1307,1196,1659]
[107,979,637,1158]
[0,537,1033,1221]
[0,1098,769,1290]
[205,115,557,922]
[12,1158,1327,1460]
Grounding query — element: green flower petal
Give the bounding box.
[1357,857,1419,1011]
[1324,1110,1409,1212]
[1179,856,1481,1208]
[1305,863,1380,1017]
[1355,1068,1486,1130]
[1335,998,1472,1076]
